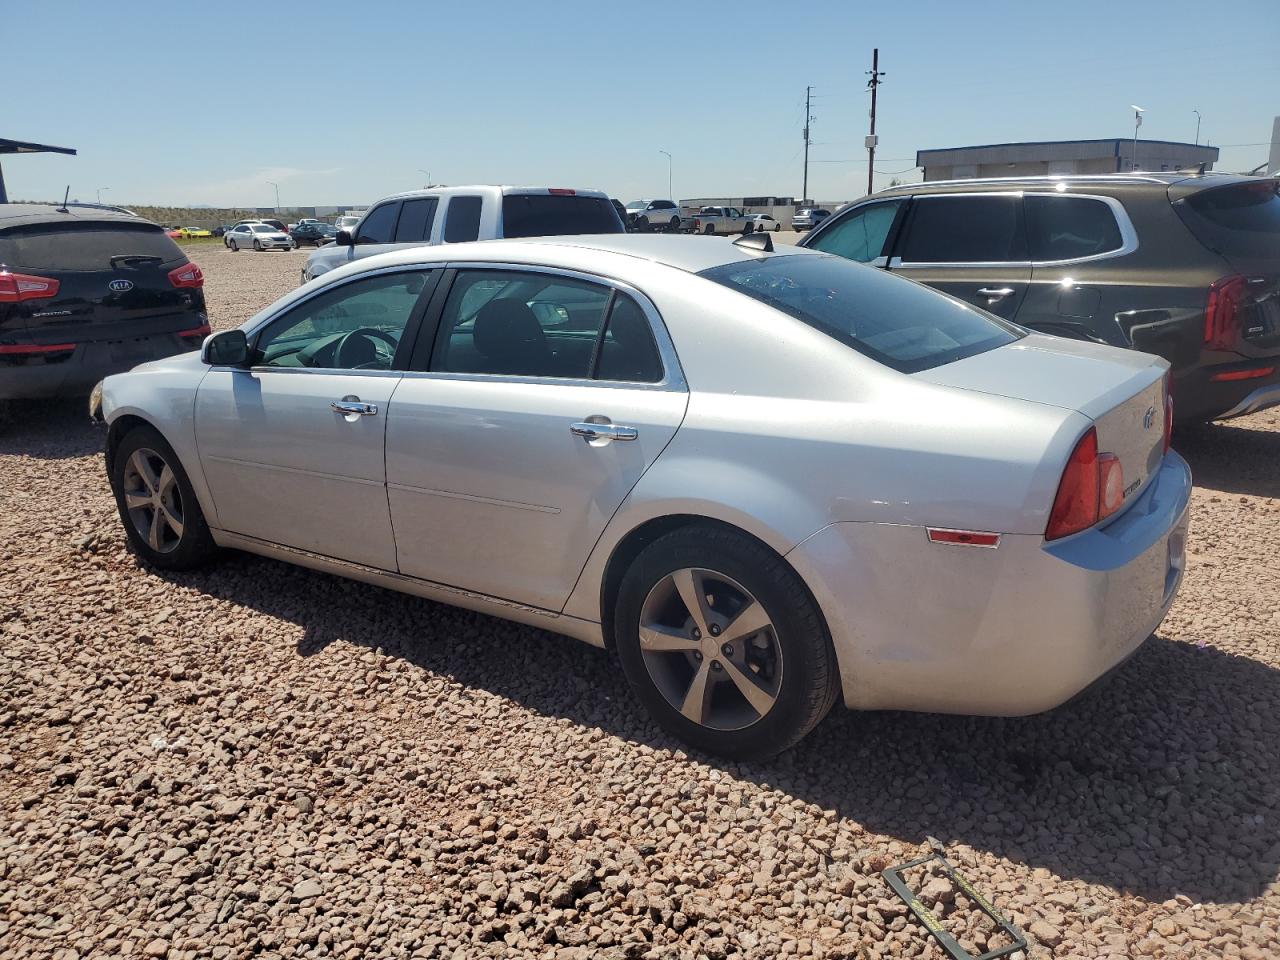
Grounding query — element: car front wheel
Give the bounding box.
[614,525,839,760]
[109,424,218,570]
[229,239,238,251]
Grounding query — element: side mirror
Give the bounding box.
[202,329,249,366]
[336,229,354,246]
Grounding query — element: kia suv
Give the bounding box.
[0,204,207,401]
[800,173,1280,421]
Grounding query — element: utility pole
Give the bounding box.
[802,85,813,203]
[658,150,672,199]
[1130,105,1144,172]
[866,48,884,196]
[267,180,280,212]
[1193,109,1201,146]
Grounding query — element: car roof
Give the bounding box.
[0,202,153,230]
[336,234,821,278]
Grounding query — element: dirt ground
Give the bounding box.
[1,243,1277,959]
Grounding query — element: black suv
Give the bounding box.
[800,174,1280,422]
[0,204,208,400]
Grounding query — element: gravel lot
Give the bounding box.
[2,243,1278,959]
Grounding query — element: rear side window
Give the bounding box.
[1025,195,1123,261]
[444,196,483,243]
[501,194,624,238]
[898,195,1026,263]
[808,199,903,262]
[699,253,1022,373]
[1175,181,1280,263]
[394,197,438,243]
[0,221,184,271]
[355,203,399,244]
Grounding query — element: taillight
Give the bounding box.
[0,271,60,302]
[178,324,211,339]
[0,342,75,355]
[168,262,204,289]
[1204,275,1247,351]
[547,188,577,196]
[1162,373,1173,454]
[1098,454,1125,519]
[1046,428,1101,541]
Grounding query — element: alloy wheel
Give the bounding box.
[638,567,783,731]
[121,448,185,553]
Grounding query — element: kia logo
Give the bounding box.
[108,279,133,293]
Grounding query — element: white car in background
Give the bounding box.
[749,214,781,232]
[97,233,1189,759]
[302,185,625,283]
[225,223,295,252]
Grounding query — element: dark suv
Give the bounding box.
[290,222,336,247]
[800,174,1280,422]
[0,204,208,400]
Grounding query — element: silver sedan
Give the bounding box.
[97,233,1190,758]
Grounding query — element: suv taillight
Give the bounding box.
[1204,275,1247,351]
[0,271,60,302]
[1045,427,1127,540]
[168,263,204,289]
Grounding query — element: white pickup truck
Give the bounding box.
[302,185,625,283]
[681,206,756,235]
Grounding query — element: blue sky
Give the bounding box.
[4,0,1277,208]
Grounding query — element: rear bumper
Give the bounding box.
[787,452,1192,715]
[0,333,200,400]
[1174,362,1280,421]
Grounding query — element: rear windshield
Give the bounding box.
[501,194,624,238]
[0,221,184,271]
[699,253,1023,373]
[1176,180,1280,263]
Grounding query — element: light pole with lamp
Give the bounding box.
[658,149,672,200]
[1129,105,1144,172]
[418,169,431,188]
[1193,109,1201,146]
[267,180,280,213]
[97,186,109,204]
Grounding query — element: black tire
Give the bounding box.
[614,524,839,760]
[669,217,680,233]
[229,239,238,252]
[773,224,780,232]
[109,424,218,571]
[254,240,263,252]
[635,215,650,232]
[704,223,715,235]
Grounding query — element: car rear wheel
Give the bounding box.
[704,224,715,234]
[669,217,680,232]
[254,240,263,252]
[614,525,839,759]
[109,424,217,571]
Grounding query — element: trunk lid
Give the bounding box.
[0,220,204,345]
[917,333,1168,505]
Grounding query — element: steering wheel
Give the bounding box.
[334,327,399,368]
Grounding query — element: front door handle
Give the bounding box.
[332,397,378,418]
[977,287,1015,301]
[570,421,638,442]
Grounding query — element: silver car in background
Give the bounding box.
[225,223,295,252]
[97,234,1190,759]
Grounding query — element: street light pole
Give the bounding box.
[267,180,280,212]
[1193,109,1201,146]
[658,150,672,199]
[97,186,109,204]
[1129,105,1145,172]
[418,169,431,188]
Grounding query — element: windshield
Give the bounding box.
[251,225,274,233]
[626,201,647,210]
[501,194,624,237]
[0,221,184,271]
[698,253,1023,373]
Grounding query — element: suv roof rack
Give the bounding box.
[882,173,1174,192]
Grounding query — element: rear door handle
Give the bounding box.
[977,287,1015,301]
[332,398,378,417]
[570,421,638,442]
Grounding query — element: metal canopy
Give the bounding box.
[0,138,78,204]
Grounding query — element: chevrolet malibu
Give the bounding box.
[96,233,1191,759]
